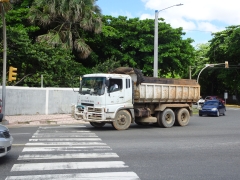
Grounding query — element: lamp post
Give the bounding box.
[154,3,183,77]
[196,61,229,83]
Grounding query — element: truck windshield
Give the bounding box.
[80,77,106,95]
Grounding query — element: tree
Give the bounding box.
[28,0,102,59]
[85,15,195,77]
[207,25,240,96]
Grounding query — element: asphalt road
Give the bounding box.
[1,107,240,180]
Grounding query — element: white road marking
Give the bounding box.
[29,138,101,141]
[25,142,106,146]
[22,146,112,152]
[6,172,140,180]
[36,130,91,133]
[32,134,98,138]
[11,161,129,171]
[18,152,119,160]
[39,125,86,129]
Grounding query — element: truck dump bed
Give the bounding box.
[112,67,200,103]
[134,79,200,103]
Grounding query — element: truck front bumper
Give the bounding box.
[74,105,113,122]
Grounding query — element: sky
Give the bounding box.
[96,0,240,47]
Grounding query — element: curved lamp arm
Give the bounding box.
[196,65,210,83]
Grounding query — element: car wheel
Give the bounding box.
[216,110,220,117]
[199,113,202,116]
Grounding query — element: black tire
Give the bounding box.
[156,111,163,127]
[90,122,106,128]
[199,113,202,116]
[216,110,220,117]
[112,110,131,130]
[175,108,190,126]
[160,109,175,128]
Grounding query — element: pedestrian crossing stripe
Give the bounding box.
[11,161,129,171]
[18,152,119,160]
[22,146,112,152]
[25,142,106,146]
[29,138,102,141]
[6,171,140,180]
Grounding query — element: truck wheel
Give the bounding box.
[175,108,190,126]
[156,111,164,127]
[160,109,175,128]
[90,122,106,128]
[112,110,131,130]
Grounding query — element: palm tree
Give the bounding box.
[28,0,102,58]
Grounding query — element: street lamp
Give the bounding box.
[154,3,183,77]
[196,61,229,83]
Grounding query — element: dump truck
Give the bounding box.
[74,67,200,130]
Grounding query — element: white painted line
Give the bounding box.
[32,134,98,138]
[37,130,91,133]
[29,138,101,142]
[11,161,129,171]
[39,125,86,129]
[18,152,119,160]
[25,142,106,146]
[22,146,111,152]
[6,172,140,180]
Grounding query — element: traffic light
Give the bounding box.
[8,66,17,81]
[225,61,229,68]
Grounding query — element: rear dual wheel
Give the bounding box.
[175,108,190,126]
[156,109,175,128]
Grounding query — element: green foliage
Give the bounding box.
[206,25,240,95]
[85,15,195,78]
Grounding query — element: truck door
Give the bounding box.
[105,78,125,112]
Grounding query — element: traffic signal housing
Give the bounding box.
[8,66,17,81]
[225,61,229,68]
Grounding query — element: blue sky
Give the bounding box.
[96,0,239,47]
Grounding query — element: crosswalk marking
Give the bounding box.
[39,125,86,129]
[32,134,98,138]
[11,161,129,171]
[6,125,140,180]
[29,138,102,141]
[18,152,119,160]
[22,146,111,152]
[6,171,140,180]
[25,142,106,146]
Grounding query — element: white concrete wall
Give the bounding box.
[0,86,79,115]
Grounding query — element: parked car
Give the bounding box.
[0,102,13,158]
[0,124,13,158]
[199,100,226,117]
[205,96,225,104]
[197,97,205,106]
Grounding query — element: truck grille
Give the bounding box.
[86,107,104,120]
[3,131,10,138]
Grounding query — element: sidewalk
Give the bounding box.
[3,114,88,127]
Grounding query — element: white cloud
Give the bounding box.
[141,0,240,33]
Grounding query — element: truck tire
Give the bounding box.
[156,111,164,127]
[112,110,131,130]
[175,108,190,126]
[160,109,175,128]
[90,122,106,128]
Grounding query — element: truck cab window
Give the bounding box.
[109,79,122,92]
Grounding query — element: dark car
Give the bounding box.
[205,96,225,104]
[199,100,226,117]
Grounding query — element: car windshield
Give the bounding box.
[79,77,106,95]
[204,101,218,106]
